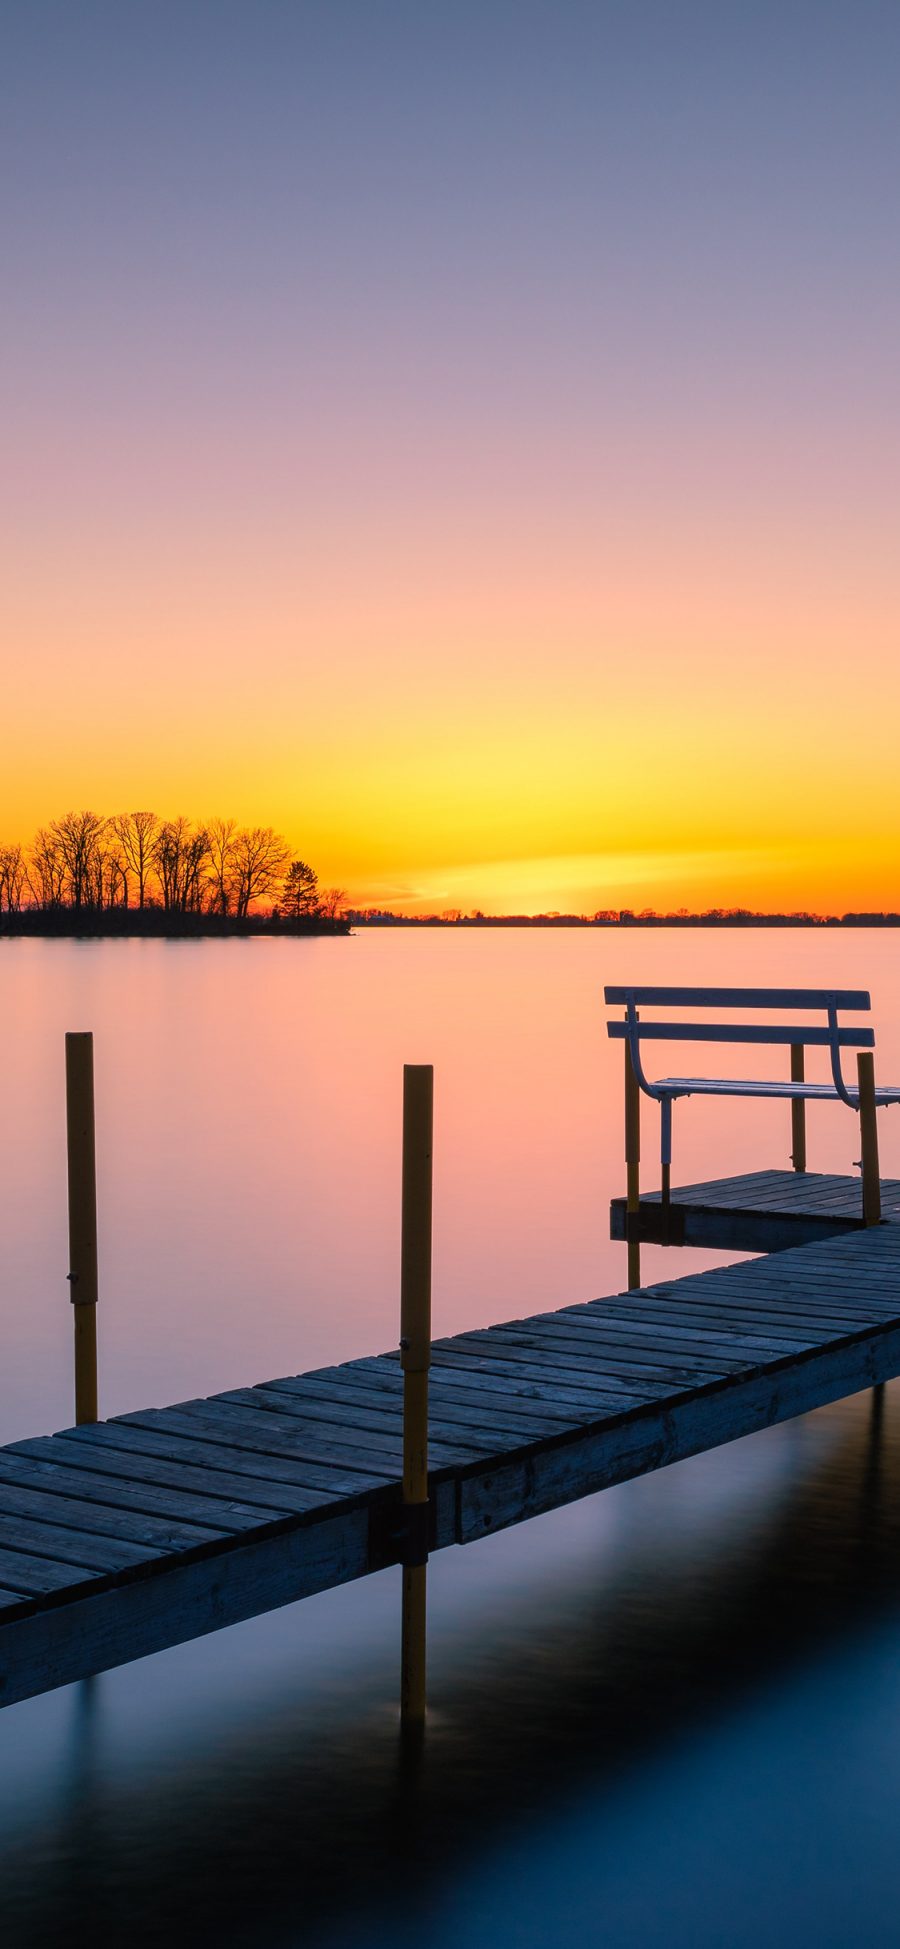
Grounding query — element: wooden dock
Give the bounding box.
[4,1220,900,1711]
[610,1168,900,1253]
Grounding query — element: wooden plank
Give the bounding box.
[227,1384,522,1457]
[638,1272,887,1314]
[0,1449,270,1535]
[638,1278,900,1322]
[0,1508,170,1576]
[713,1257,900,1299]
[49,1424,377,1504]
[8,1434,321,1521]
[507,1308,809,1360]
[211,1388,487,1462]
[545,1313,824,1364]
[639,1276,897,1322]
[266,1372,566,1441]
[587,1286,857,1329]
[0,1476,221,1554]
[346,1355,618,1425]
[0,1544,107,1601]
[429,1347,653,1410]
[117,1404,407,1482]
[442,1328,743,1386]
[475,1317,769,1378]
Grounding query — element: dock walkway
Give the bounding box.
[4,1221,900,1710]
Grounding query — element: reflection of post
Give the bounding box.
[625,1040,641,1290]
[400,1065,433,1729]
[65,1033,99,1425]
[857,1051,881,1227]
[790,1044,806,1171]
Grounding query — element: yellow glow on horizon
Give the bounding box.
[4,432,899,916]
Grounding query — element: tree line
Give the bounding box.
[0,811,346,920]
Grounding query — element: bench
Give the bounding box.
[605,986,900,1285]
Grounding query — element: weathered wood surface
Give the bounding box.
[610,1168,900,1252]
[4,1220,900,1707]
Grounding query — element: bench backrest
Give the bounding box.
[604,986,874,1104]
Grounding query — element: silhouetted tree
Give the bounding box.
[316,886,346,920]
[49,810,107,910]
[0,844,27,913]
[113,811,159,910]
[153,818,210,913]
[231,826,289,918]
[206,817,237,915]
[28,828,66,910]
[280,858,319,918]
[92,828,130,909]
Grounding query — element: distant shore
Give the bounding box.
[346,911,900,928]
[0,911,351,939]
[4,909,899,939]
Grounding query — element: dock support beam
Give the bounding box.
[625,1041,641,1290]
[65,1033,99,1426]
[400,1064,433,1730]
[857,1051,881,1227]
[790,1044,806,1171]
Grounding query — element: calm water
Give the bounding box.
[2,928,900,1946]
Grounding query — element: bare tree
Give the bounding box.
[207,817,237,915]
[28,827,67,910]
[48,810,107,910]
[153,818,210,913]
[112,812,159,910]
[316,886,346,920]
[231,826,289,918]
[280,858,319,918]
[0,844,27,913]
[92,829,129,908]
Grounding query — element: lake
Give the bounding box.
[2,928,900,1946]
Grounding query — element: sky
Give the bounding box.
[2,0,898,914]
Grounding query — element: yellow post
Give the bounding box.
[65,1032,99,1425]
[400,1064,433,1730]
[790,1044,806,1172]
[857,1051,881,1226]
[625,1039,641,1291]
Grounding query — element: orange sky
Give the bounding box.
[3,7,898,916]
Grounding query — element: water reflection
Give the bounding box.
[1,1386,899,1948]
[4,931,900,1944]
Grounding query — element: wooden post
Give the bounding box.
[857,1051,881,1226]
[625,1040,641,1291]
[400,1064,433,1729]
[790,1044,806,1171]
[65,1033,99,1425]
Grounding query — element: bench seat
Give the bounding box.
[655,1077,900,1104]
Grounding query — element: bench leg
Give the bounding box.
[625,1041,641,1290]
[790,1044,806,1170]
[660,1097,672,1215]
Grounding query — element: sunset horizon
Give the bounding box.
[4,4,898,926]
